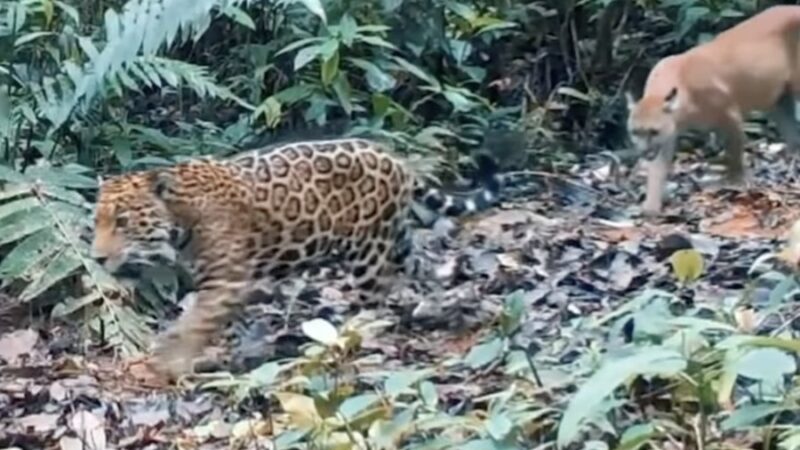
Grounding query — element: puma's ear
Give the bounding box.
[625,91,637,110]
[148,170,174,199]
[663,87,679,113]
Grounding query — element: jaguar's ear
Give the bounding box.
[148,170,174,199]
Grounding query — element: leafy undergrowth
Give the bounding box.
[4,143,800,449]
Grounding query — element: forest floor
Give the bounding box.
[2,142,800,449]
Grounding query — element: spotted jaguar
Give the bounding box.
[91,138,501,380]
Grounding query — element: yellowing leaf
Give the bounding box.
[669,249,704,284]
[230,418,270,444]
[320,48,340,86]
[274,392,320,428]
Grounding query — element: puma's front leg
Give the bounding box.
[717,111,748,186]
[641,138,676,216]
[768,92,800,175]
[769,92,800,155]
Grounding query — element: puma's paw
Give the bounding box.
[717,172,751,191]
[705,167,748,191]
[640,200,663,217]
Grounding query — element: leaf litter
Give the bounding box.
[2,142,800,448]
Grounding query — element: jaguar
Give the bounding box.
[91,138,501,380]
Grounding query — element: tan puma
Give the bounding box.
[626,5,800,216]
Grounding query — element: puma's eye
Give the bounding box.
[115,216,129,228]
[636,128,658,138]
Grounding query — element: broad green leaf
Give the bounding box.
[390,56,440,89]
[295,0,327,23]
[721,403,788,431]
[248,361,282,387]
[460,439,507,450]
[475,19,519,35]
[349,58,395,92]
[337,14,358,46]
[419,380,438,408]
[557,347,687,448]
[368,408,415,448]
[464,336,504,369]
[8,3,28,34]
[54,1,79,24]
[557,86,593,103]
[666,316,737,333]
[276,37,326,57]
[384,369,432,396]
[14,31,55,48]
[338,393,381,421]
[735,348,796,381]
[355,34,398,50]
[273,429,309,448]
[445,1,477,21]
[443,90,476,112]
[104,8,120,41]
[222,5,255,30]
[317,39,339,60]
[486,412,513,441]
[617,423,657,450]
[274,84,315,104]
[720,9,745,17]
[76,35,100,60]
[294,44,321,71]
[717,335,800,354]
[331,76,353,115]
[111,138,134,167]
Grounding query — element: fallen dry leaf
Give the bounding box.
[0,329,39,365]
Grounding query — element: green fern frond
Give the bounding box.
[117,56,253,109]
[0,168,94,297]
[0,165,158,351]
[36,0,258,130]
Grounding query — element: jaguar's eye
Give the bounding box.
[115,216,129,228]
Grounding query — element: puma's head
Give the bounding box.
[626,86,680,160]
